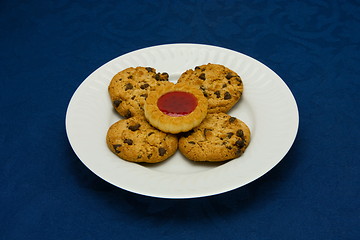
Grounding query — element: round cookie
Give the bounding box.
[108,66,172,118]
[178,113,250,162]
[144,82,208,134]
[177,63,243,113]
[106,116,178,163]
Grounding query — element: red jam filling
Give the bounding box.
[157,91,198,117]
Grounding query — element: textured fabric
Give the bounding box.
[0,0,359,239]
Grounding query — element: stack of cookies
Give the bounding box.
[106,64,251,163]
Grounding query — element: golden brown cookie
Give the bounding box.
[108,66,172,118]
[106,116,178,163]
[178,113,250,162]
[177,63,243,113]
[144,82,208,134]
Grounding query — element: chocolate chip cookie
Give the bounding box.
[178,113,250,162]
[108,66,171,118]
[177,63,243,113]
[106,116,178,163]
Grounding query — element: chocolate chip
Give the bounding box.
[125,83,133,90]
[112,144,122,153]
[154,72,168,81]
[236,148,243,156]
[227,132,234,138]
[189,141,196,144]
[140,94,148,99]
[226,146,233,150]
[214,91,221,98]
[124,139,133,145]
[158,148,166,156]
[113,99,122,108]
[131,95,135,100]
[224,92,232,100]
[199,73,206,80]
[235,139,245,148]
[200,86,208,97]
[140,83,150,89]
[222,83,227,88]
[147,154,152,159]
[124,110,132,118]
[195,66,205,71]
[128,123,141,131]
[226,72,234,79]
[229,117,236,123]
[236,129,244,138]
[137,155,142,159]
[161,72,169,80]
[145,67,154,72]
[128,75,133,79]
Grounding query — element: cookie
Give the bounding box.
[108,66,172,118]
[178,113,250,162]
[144,82,208,134]
[177,63,243,113]
[106,116,178,163]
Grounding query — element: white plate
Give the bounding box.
[65,43,299,199]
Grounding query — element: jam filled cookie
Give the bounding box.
[144,82,208,134]
[106,116,178,163]
[178,113,250,162]
[108,66,171,118]
[177,63,243,113]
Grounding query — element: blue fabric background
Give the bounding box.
[1,0,359,239]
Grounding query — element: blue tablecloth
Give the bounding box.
[1,1,359,239]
